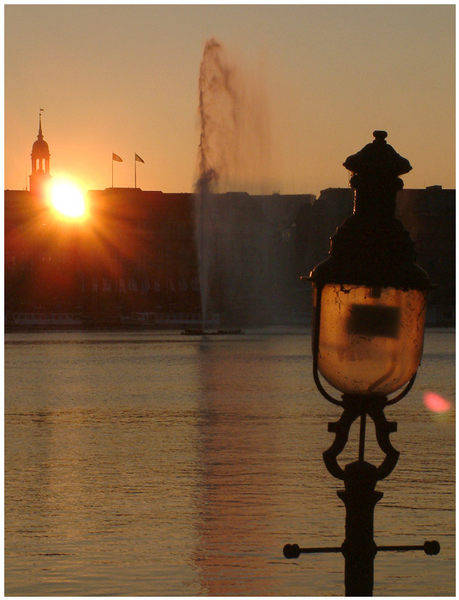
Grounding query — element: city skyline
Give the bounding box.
[5,4,455,195]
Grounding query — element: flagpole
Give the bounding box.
[111,156,114,188]
[134,154,137,189]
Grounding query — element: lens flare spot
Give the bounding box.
[423,391,452,413]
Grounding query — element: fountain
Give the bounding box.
[192,38,305,334]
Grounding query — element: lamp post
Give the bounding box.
[283,131,440,596]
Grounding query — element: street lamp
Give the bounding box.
[284,131,439,596]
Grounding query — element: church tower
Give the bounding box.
[29,110,51,196]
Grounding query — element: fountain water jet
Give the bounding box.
[194,38,304,329]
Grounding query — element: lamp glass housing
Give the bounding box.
[314,283,427,396]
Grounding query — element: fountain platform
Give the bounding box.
[181,328,243,336]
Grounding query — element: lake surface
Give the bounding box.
[5,328,455,596]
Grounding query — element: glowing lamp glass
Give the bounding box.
[314,283,427,396]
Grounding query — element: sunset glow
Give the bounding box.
[5,5,455,194]
[49,179,87,219]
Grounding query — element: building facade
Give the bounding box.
[5,122,454,327]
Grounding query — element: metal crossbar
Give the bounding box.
[283,540,440,560]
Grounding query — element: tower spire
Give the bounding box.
[30,109,51,196]
[38,108,44,140]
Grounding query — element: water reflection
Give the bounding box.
[194,340,284,594]
[5,330,455,596]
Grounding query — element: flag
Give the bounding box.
[135,153,145,163]
[112,153,123,162]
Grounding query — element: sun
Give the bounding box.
[49,179,87,219]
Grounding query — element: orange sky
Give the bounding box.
[5,4,455,195]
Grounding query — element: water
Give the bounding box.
[194,39,301,327]
[5,328,455,596]
[194,38,250,325]
[195,38,272,197]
